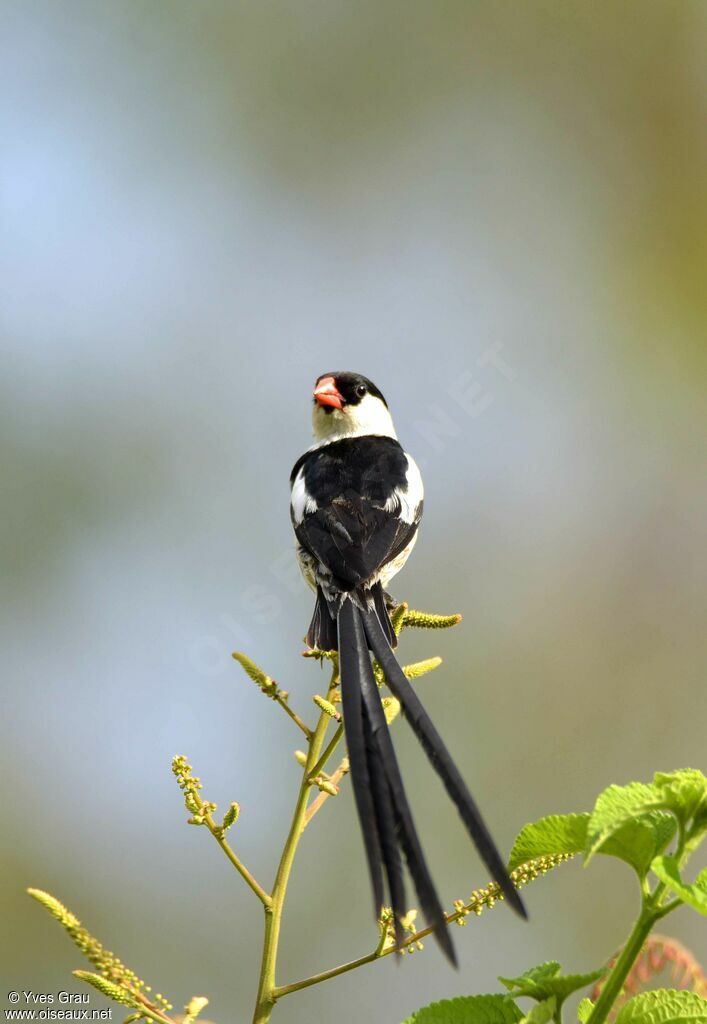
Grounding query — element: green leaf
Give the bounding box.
[578,999,594,1024]
[615,990,707,1024]
[508,815,589,872]
[650,857,707,915]
[686,817,707,857]
[518,998,556,1024]
[599,813,677,878]
[653,770,707,825]
[509,807,675,880]
[585,782,665,862]
[402,994,523,1024]
[586,771,707,867]
[499,962,561,996]
[499,962,605,1005]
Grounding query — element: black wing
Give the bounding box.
[295,493,419,593]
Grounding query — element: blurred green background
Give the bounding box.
[2,2,706,1021]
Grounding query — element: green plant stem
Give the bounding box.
[274,855,569,1000]
[251,669,338,1024]
[307,723,344,781]
[275,946,383,998]
[654,897,681,918]
[587,822,696,1024]
[273,905,461,998]
[274,892,498,999]
[202,810,272,906]
[185,788,271,907]
[585,907,657,1024]
[586,876,679,1024]
[303,754,349,828]
[273,693,313,739]
[130,992,180,1024]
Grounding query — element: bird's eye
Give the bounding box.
[355,384,367,398]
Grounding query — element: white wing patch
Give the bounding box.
[384,451,424,524]
[290,467,318,525]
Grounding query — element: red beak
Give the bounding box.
[313,376,344,410]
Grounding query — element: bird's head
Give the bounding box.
[311,371,396,442]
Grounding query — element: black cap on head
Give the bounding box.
[314,371,388,409]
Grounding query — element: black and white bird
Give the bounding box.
[289,371,525,964]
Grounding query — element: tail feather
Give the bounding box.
[342,599,456,965]
[362,704,407,948]
[361,606,527,920]
[371,582,397,649]
[337,601,385,916]
[307,586,338,650]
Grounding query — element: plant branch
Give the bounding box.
[585,908,657,1024]
[307,723,344,782]
[251,665,339,1024]
[273,695,313,739]
[274,853,574,1000]
[202,809,272,907]
[587,874,679,1024]
[172,758,272,907]
[125,988,179,1024]
[653,897,681,919]
[232,652,313,739]
[304,755,350,828]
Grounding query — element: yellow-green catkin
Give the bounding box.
[313,695,339,719]
[28,890,173,1012]
[401,657,442,679]
[232,652,276,693]
[73,973,141,1009]
[402,609,462,630]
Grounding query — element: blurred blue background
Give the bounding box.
[2,2,706,1021]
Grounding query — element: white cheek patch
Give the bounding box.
[312,393,397,443]
[290,467,318,524]
[384,452,424,523]
[346,393,398,439]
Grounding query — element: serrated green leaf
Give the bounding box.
[586,772,707,866]
[650,857,707,916]
[585,782,665,862]
[508,816,589,873]
[546,968,608,1003]
[499,962,605,1005]
[519,998,556,1024]
[599,813,677,878]
[499,962,562,994]
[615,989,707,1024]
[402,994,523,1024]
[578,999,594,1023]
[653,770,707,824]
[509,807,675,881]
